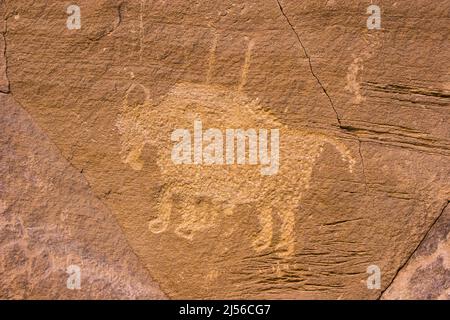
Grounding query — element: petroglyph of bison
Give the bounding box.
[116,34,355,257]
[116,82,355,257]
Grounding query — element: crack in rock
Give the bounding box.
[274,0,372,194]
[379,200,450,299]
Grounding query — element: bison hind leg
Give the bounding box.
[252,206,273,253]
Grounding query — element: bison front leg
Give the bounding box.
[252,206,273,253]
[124,143,145,171]
[148,187,173,234]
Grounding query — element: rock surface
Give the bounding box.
[382,201,450,300]
[0,93,166,299]
[0,94,164,299]
[1,0,449,299]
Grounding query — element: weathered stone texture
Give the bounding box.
[382,202,450,300]
[0,93,166,299]
[0,0,449,299]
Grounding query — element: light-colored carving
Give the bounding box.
[139,0,145,63]
[115,37,356,258]
[345,57,365,105]
[238,38,255,92]
[206,32,219,84]
[346,33,382,106]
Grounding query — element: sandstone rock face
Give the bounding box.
[0,93,166,299]
[382,202,450,300]
[1,0,449,299]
